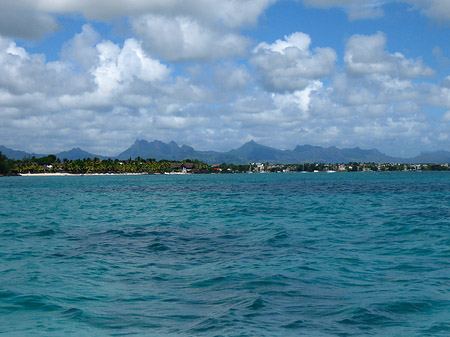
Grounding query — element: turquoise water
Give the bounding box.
[1,172,449,336]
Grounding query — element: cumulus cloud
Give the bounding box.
[427,82,450,109]
[344,32,435,78]
[61,37,172,110]
[251,32,337,92]
[0,0,274,39]
[15,0,450,31]
[0,1,58,38]
[403,0,450,22]
[61,24,100,70]
[0,1,273,62]
[328,33,437,114]
[303,0,450,22]
[212,63,251,91]
[37,0,275,28]
[132,15,249,61]
[0,36,93,97]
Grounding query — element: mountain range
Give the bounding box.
[1,140,450,164]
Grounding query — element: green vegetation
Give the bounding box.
[0,151,449,176]
[0,151,14,175]
[2,155,212,175]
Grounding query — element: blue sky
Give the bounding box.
[1,0,450,157]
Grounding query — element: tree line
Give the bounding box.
[0,153,211,175]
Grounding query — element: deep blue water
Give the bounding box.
[1,172,449,336]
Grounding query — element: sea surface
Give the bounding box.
[0,172,449,336]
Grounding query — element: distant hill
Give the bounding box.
[226,140,295,163]
[116,139,197,160]
[115,140,402,164]
[405,151,450,164]
[1,141,450,164]
[0,145,106,161]
[292,145,399,163]
[56,148,107,160]
[0,145,44,160]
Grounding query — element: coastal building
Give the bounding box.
[170,162,196,173]
[252,163,266,173]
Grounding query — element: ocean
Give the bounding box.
[1,172,449,336]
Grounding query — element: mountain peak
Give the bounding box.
[294,144,322,152]
[56,147,106,160]
[240,140,266,148]
[134,139,149,145]
[117,139,184,160]
[5,139,447,164]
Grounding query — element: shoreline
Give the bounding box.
[18,172,150,177]
[13,170,436,177]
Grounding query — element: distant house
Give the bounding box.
[170,162,196,173]
[252,163,265,173]
[41,164,54,171]
[183,163,195,170]
[211,164,222,172]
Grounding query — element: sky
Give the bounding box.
[0,0,450,157]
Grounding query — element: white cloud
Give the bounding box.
[0,0,274,39]
[330,33,443,117]
[0,1,58,38]
[303,0,450,22]
[353,117,420,138]
[61,37,172,110]
[29,0,450,27]
[37,0,275,28]
[132,15,249,61]
[273,80,324,113]
[0,36,93,97]
[61,24,100,70]
[117,39,171,83]
[154,115,208,130]
[213,63,251,91]
[345,32,435,78]
[427,84,450,109]
[251,32,337,92]
[403,0,450,22]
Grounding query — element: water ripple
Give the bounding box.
[1,172,449,336]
